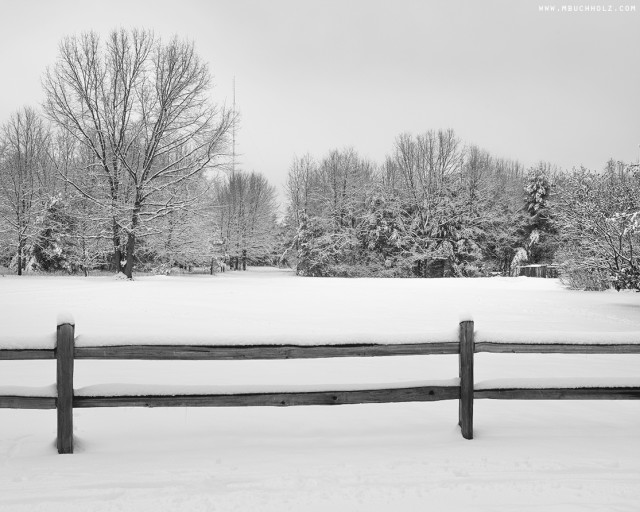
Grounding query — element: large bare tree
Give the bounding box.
[43,28,232,277]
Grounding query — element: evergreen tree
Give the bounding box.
[522,163,556,264]
[30,195,76,272]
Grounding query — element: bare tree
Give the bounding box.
[142,176,218,273]
[384,130,467,274]
[315,148,374,230]
[0,107,52,275]
[285,153,316,228]
[43,28,232,277]
[212,171,278,267]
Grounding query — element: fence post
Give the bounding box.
[458,320,474,440]
[56,315,75,454]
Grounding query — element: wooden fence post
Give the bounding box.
[459,320,474,440]
[56,316,75,454]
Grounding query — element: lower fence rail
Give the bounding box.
[73,386,460,408]
[475,387,640,400]
[0,317,638,453]
[0,396,57,409]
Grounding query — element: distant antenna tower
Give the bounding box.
[231,77,236,175]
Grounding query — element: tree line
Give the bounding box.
[0,29,280,277]
[281,131,640,291]
[1,28,637,290]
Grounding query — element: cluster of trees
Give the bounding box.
[283,131,542,278]
[0,29,279,277]
[282,131,639,291]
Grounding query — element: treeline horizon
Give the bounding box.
[0,29,638,290]
[1,113,638,291]
[280,129,639,291]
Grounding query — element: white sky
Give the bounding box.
[0,0,639,202]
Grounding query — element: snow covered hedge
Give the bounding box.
[553,164,640,291]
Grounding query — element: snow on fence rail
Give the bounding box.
[1,317,640,454]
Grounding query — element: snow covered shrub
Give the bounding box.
[606,211,640,291]
[553,164,640,291]
[556,248,611,291]
[324,263,371,278]
[559,266,611,291]
[325,261,410,278]
[611,265,640,291]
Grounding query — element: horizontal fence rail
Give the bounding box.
[474,387,640,400]
[476,342,640,354]
[0,396,57,409]
[0,317,639,453]
[0,349,55,360]
[73,385,461,409]
[74,342,460,360]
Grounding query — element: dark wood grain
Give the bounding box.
[475,387,640,400]
[0,349,55,360]
[458,321,474,440]
[475,342,640,354]
[0,396,56,409]
[56,323,74,454]
[74,342,460,360]
[73,385,461,408]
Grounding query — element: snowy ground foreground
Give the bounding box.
[1,267,640,348]
[1,268,640,511]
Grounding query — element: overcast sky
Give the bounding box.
[0,0,638,201]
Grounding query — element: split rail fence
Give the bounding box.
[1,318,639,454]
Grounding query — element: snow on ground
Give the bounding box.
[1,267,640,348]
[1,268,640,511]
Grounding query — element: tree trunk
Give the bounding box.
[112,219,123,274]
[123,202,141,279]
[113,247,122,273]
[123,231,135,279]
[17,238,23,276]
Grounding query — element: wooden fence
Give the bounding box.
[1,318,639,454]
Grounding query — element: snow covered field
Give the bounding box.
[1,268,640,511]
